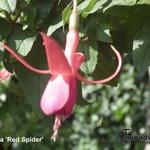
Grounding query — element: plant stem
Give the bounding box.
[73,0,77,12]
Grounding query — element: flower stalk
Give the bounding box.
[73,0,77,12]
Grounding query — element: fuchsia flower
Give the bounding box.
[40,29,85,140]
[3,0,122,141]
[40,30,82,116]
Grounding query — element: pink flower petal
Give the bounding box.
[65,30,79,62]
[40,74,70,115]
[72,52,85,70]
[56,52,85,116]
[63,77,77,116]
[56,76,76,116]
[40,32,72,76]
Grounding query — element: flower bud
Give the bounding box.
[69,11,79,30]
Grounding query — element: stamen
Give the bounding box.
[51,115,61,142]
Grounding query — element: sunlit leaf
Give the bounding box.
[79,41,98,74]
[104,0,137,11]
[133,25,150,77]
[0,0,17,13]
[47,21,63,36]
[62,5,72,26]
[8,28,37,56]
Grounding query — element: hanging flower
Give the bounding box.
[3,0,122,141]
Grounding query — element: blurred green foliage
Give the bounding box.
[0,0,150,149]
[0,64,149,150]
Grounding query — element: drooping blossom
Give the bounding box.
[40,29,85,140]
[3,0,122,141]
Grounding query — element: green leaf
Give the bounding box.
[23,5,37,26]
[111,30,128,53]
[133,25,150,77]
[104,5,150,54]
[8,27,37,56]
[3,51,14,73]
[96,23,112,43]
[84,0,108,14]
[62,6,71,26]
[35,0,53,25]
[78,0,96,12]
[79,41,98,74]
[84,16,112,43]
[14,42,49,114]
[0,0,10,12]
[104,0,137,11]
[92,43,118,85]
[7,0,17,12]
[82,0,97,17]
[136,0,150,4]
[0,51,4,62]
[47,20,63,36]
[77,0,97,17]
[77,0,91,12]
[0,18,12,41]
[0,0,17,13]
[76,81,90,106]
